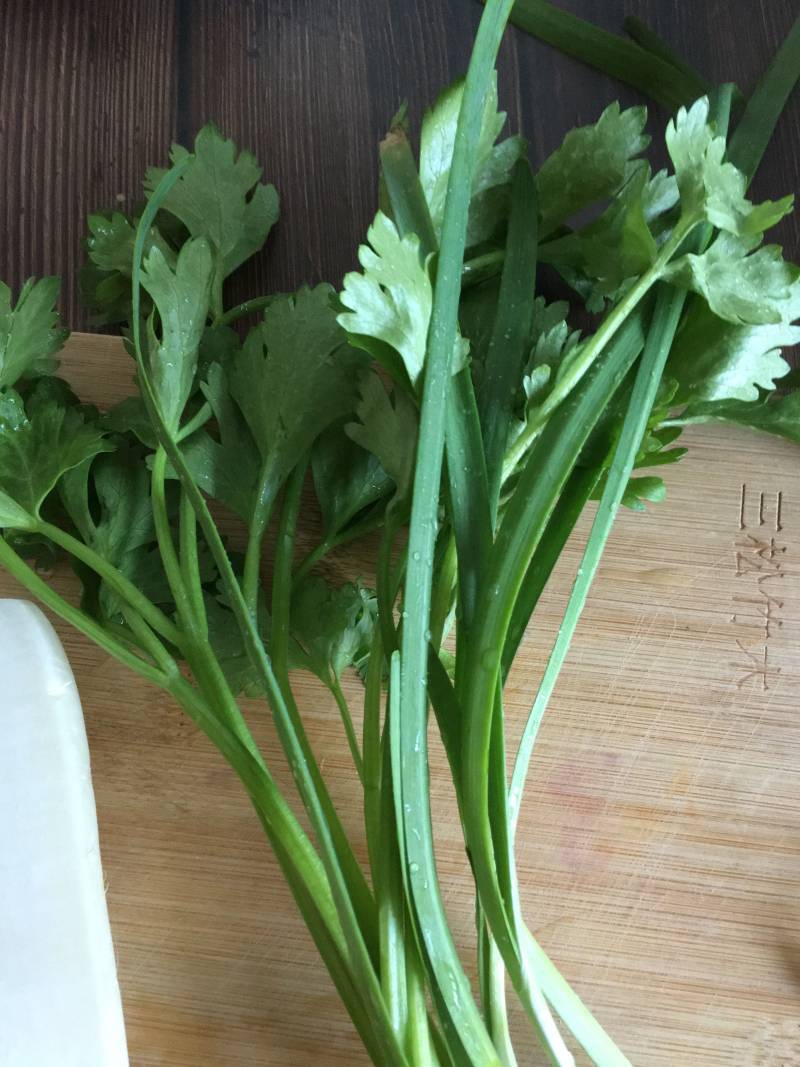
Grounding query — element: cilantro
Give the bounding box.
[311,423,392,541]
[61,445,172,619]
[668,299,799,403]
[665,233,800,325]
[290,577,376,688]
[666,97,793,236]
[0,278,68,389]
[180,362,261,521]
[674,390,800,445]
[536,102,649,237]
[346,371,418,503]
[86,211,175,276]
[145,124,279,313]
[338,211,433,388]
[230,285,362,485]
[0,382,111,529]
[140,238,214,432]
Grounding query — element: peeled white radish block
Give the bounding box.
[0,600,129,1066]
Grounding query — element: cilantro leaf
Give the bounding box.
[666,97,793,235]
[346,371,418,503]
[311,423,392,541]
[206,590,271,697]
[664,233,800,325]
[676,390,800,445]
[537,102,649,237]
[0,278,68,389]
[181,362,261,521]
[0,383,111,529]
[61,445,172,619]
[540,164,657,310]
[140,237,214,432]
[102,396,159,449]
[618,475,667,511]
[145,124,279,300]
[668,298,798,404]
[338,211,468,390]
[86,211,175,276]
[419,74,523,246]
[338,211,433,388]
[230,285,362,485]
[290,577,377,686]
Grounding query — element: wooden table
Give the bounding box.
[1,334,798,1064]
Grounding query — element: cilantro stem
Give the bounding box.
[166,674,388,1065]
[292,506,387,585]
[176,400,213,443]
[462,248,505,287]
[151,447,196,628]
[216,295,276,328]
[330,675,365,784]
[179,489,207,635]
[243,464,281,618]
[271,460,306,678]
[0,535,170,687]
[36,519,182,648]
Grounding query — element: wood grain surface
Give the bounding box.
[1,333,798,1065]
[1,1,798,331]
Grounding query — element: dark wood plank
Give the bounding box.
[0,0,177,327]
[1,1,797,330]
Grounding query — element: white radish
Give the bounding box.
[0,600,128,1066]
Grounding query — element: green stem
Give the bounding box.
[210,270,224,323]
[293,506,387,585]
[0,535,169,687]
[150,447,194,627]
[216,294,276,328]
[179,488,207,634]
[363,631,385,885]
[244,463,282,618]
[623,16,716,100]
[503,218,694,476]
[478,917,518,1067]
[271,460,307,678]
[462,248,505,287]
[523,930,633,1067]
[176,400,213,443]
[37,520,182,648]
[396,2,515,1063]
[330,674,365,785]
[377,504,404,656]
[505,0,709,110]
[380,126,438,254]
[166,674,388,1065]
[728,14,800,183]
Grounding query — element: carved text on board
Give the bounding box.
[730,486,786,690]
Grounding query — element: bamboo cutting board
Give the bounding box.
[3,334,799,1066]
